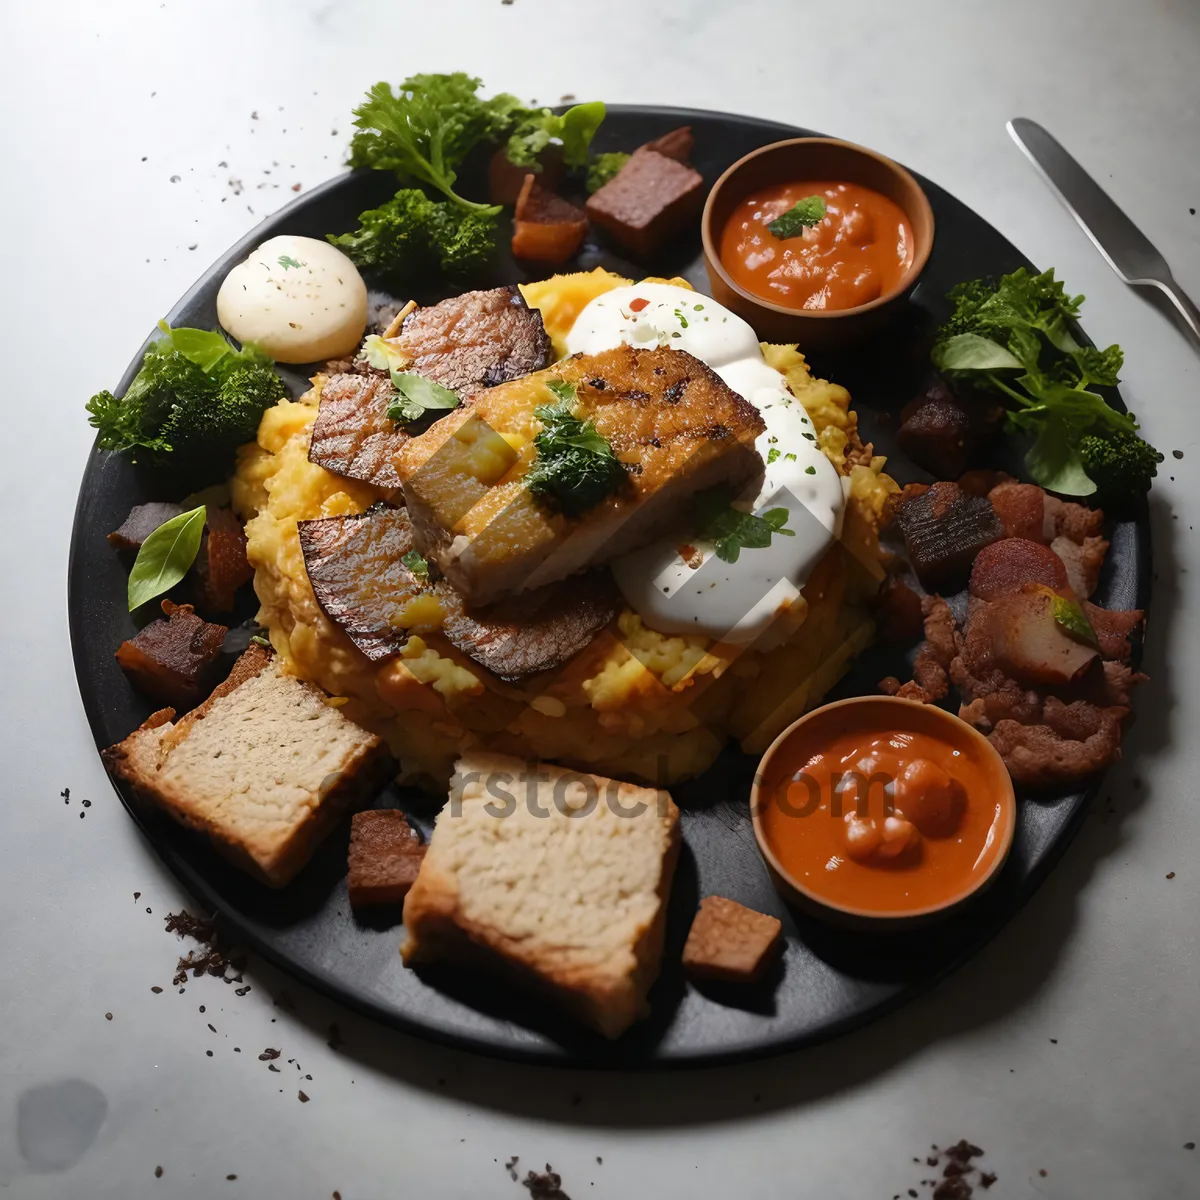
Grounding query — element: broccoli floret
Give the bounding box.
[158,364,285,475]
[86,323,286,482]
[328,188,497,280]
[1078,429,1163,502]
[586,151,630,194]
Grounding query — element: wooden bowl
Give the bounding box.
[702,137,935,351]
[750,696,1016,928]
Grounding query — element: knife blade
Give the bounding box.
[1007,117,1200,348]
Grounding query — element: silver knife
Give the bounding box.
[1007,117,1200,349]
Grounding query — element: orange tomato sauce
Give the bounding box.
[757,709,1009,915]
[720,180,914,311]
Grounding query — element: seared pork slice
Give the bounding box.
[308,371,405,489]
[193,507,253,613]
[115,600,228,707]
[586,148,705,258]
[394,285,552,399]
[298,504,621,679]
[396,345,766,606]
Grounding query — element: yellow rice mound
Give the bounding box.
[230,270,898,790]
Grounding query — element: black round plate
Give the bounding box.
[68,107,1150,1066]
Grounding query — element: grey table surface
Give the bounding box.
[1,0,1198,1196]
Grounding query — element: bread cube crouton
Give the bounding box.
[682,896,783,984]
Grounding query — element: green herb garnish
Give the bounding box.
[696,490,795,564]
[767,195,827,240]
[277,254,304,270]
[250,633,272,648]
[525,384,625,516]
[766,447,780,465]
[506,101,606,170]
[931,268,1160,497]
[387,372,461,425]
[1049,593,1100,648]
[127,505,206,611]
[586,151,630,193]
[401,550,431,584]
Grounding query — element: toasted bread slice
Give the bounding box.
[403,751,681,1038]
[395,344,765,605]
[103,645,393,887]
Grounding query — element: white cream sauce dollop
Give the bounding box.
[565,283,845,645]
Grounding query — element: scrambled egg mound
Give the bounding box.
[231,270,899,790]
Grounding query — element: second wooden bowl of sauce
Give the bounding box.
[702,137,934,350]
[751,696,1015,927]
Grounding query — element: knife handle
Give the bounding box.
[1150,275,1200,349]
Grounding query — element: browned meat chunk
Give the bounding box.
[308,371,406,489]
[970,537,1069,600]
[512,175,589,263]
[489,143,564,205]
[988,482,1045,542]
[114,600,228,707]
[1043,494,1105,543]
[988,700,1126,788]
[347,810,426,907]
[193,507,253,613]
[643,126,695,163]
[298,504,621,679]
[1082,601,1143,661]
[896,383,974,478]
[682,896,783,985]
[586,147,704,258]
[1052,534,1109,599]
[107,502,184,552]
[395,285,553,399]
[893,481,1003,591]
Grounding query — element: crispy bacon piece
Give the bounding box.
[1083,601,1144,661]
[193,507,253,613]
[107,502,184,552]
[114,600,228,708]
[988,700,1126,788]
[988,482,1045,542]
[298,504,621,680]
[512,175,589,263]
[1043,494,1105,543]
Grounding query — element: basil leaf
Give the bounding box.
[697,491,795,563]
[767,195,827,240]
[558,101,607,167]
[127,505,206,611]
[1025,420,1097,496]
[1050,594,1100,648]
[386,371,460,425]
[932,332,1025,374]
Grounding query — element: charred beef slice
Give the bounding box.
[308,371,406,489]
[193,507,253,613]
[893,481,1004,592]
[115,600,228,707]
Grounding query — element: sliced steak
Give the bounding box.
[308,371,406,489]
[107,501,184,552]
[395,285,552,398]
[298,504,620,679]
[115,600,228,708]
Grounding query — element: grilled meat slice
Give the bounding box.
[397,344,766,606]
[585,148,705,258]
[892,481,1004,592]
[394,284,552,399]
[115,600,228,707]
[298,504,620,679]
[308,371,405,489]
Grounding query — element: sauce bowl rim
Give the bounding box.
[701,136,936,322]
[749,695,1017,922]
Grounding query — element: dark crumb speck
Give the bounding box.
[151,986,162,994]
[61,787,70,803]
[327,1023,344,1050]
[206,1051,213,1057]
[155,1165,163,1178]
[1038,1169,1047,1176]
[1173,449,1184,459]
[560,93,576,102]
[259,1048,281,1061]
[1167,871,1176,879]
[909,1191,918,1198]
[298,1090,310,1103]
[79,811,85,819]
[226,1175,237,1181]
[170,175,180,183]
[268,1063,280,1073]
[1184,1142,1195,1150]
[523,1164,569,1198]
[1049,1037,1058,1043]
[979,1172,996,1188]
[105,1012,112,1021]
[1191,208,1196,216]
